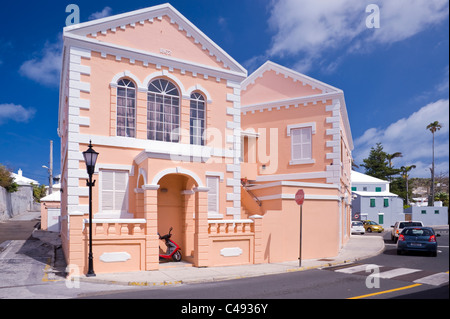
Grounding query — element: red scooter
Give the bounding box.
[158,227,182,262]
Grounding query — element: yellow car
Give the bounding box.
[363,220,384,233]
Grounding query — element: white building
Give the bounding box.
[351,171,404,227]
[11,169,39,186]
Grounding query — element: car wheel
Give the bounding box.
[431,251,437,257]
[397,250,402,255]
[367,228,372,233]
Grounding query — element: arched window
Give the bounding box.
[147,79,180,142]
[116,78,136,137]
[190,92,205,145]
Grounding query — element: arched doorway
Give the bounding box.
[157,173,197,264]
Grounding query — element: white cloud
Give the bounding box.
[266,0,449,72]
[19,40,62,87]
[0,103,36,125]
[88,7,113,20]
[353,99,449,177]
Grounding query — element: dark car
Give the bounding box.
[397,226,440,257]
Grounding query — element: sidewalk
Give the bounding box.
[80,234,385,287]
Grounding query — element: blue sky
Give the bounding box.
[0,0,448,184]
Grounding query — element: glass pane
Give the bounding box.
[117,106,125,116]
[117,87,126,97]
[117,97,126,106]
[127,89,135,98]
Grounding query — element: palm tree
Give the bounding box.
[426,121,442,206]
[400,165,416,206]
[386,152,403,181]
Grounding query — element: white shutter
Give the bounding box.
[206,176,219,214]
[291,127,312,160]
[101,170,128,213]
[101,171,114,211]
[114,171,127,212]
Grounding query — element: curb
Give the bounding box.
[75,235,388,287]
[0,240,12,254]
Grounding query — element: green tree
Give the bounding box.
[386,152,403,181]
[31,183,47,203]
[361,143,393,180]
[0,164,19,193]
[435,192,449,207]
[400,165,416,206]
[426,121,442,206]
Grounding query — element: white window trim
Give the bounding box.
[287,122,316,165]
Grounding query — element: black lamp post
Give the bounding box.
[82,140,98,277]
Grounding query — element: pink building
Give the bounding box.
[58,4,353,274]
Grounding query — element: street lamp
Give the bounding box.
[82,140,99,277]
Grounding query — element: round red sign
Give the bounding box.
[295,189,305,206]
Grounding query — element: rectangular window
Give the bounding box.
[378,214,384,225]
[370,198,376,207]
[384,198,389,207]
[375,187,382,192]
[351,187,357,191]
[435,210,439,214]
[421,210,426,214]
[101,170,128,213]
[291,127,312,162]
[206,176,219,215]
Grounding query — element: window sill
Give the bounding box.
[289,159,315,165]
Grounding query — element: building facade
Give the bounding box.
[58,4,353,274]
[351,170,404,227]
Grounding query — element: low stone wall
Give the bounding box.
[0,186,40,220]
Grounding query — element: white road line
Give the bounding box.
[374,268,421,279]
[414,272,449,286]
[335,264,371,274]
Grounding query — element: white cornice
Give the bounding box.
[63,3,246,75]
[241,91,342,114]
[241,61,340,93]
[64,34,246,83]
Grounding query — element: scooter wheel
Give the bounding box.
[172,251,182,262]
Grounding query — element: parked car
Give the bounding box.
[397,226,440,257]
[351,221,365,235]
[362,220,384,233]
[391,221,424,242]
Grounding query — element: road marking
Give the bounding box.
[41,257,62,282]
[348,283,423,299]
[335,264,371,274]
[374,268,421,279]
[413,272,449,286]
[326,264,449,287]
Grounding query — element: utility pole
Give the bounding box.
[42,140,54,194]
[49,140,53,194]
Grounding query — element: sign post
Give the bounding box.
[295,189,305,267]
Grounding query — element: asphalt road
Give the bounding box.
[79,231,449,301]
[0,218,39,245]
[1,219,448,303]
